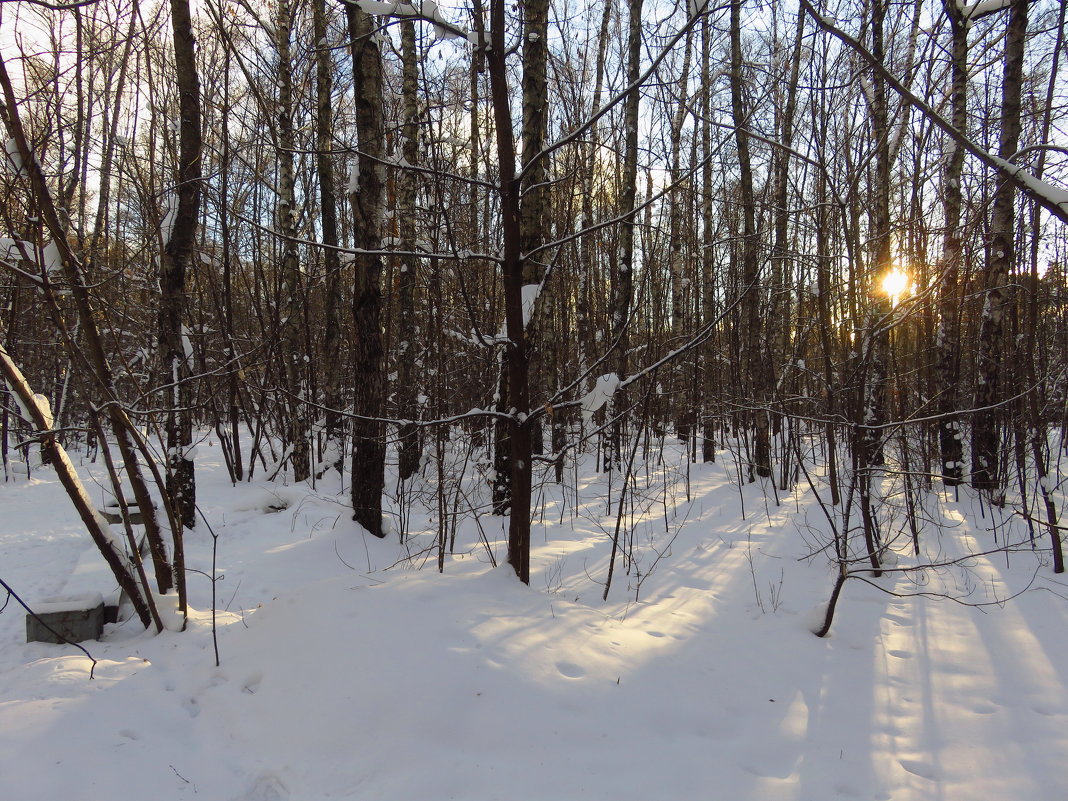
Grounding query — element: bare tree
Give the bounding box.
[160,0,203,532]
[346,3,387,537]
[972,0,1028,494]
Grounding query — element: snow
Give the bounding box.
[32,393,54,429]
[580,372,620,426]
[354,0,467,39]
[960,0,1014,20]
[0,236,30,263]
[521,282,541,327]
[0,237,61,277]
[1,436,1067,800]
[356,0,406,14]
[41,240,63,275]
[180,324,194,365]
[347,161,359,196]
[160,191,177,246]
[3,138,26,177]
[34,593,104,615]
[1001,163,1068,218]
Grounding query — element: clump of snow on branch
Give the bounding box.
[354,0,467,40]
[959,0,1014,21]
[160,190,177,246]
[0,236,30,264]
[41,241,63,276]
[3,139,26,177]
[581,373,620,427]
[32,394,54,429]
[521,283,541,328]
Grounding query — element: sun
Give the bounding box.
[880,267,911,306]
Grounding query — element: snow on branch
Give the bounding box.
[959,0,1014,21]
[3,138,27,178]
[580,373,620,427]
[521,283,540,329]
[348,0,468,41]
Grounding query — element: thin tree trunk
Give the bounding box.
[346,4,387,537]
[935,0,967,485]
[577,0,614,386]
[275,0,311,483]
[730,0,770,479]
[395,17,422,482]
[483,0,533,582]
[161,0,202,538]
[607,0,644,472]
[313,0,345,476]
[972,0,1027,493]
[519,0,550,461]
[700,11,718,463]
[668,32,693,441]
[219,42,243,482]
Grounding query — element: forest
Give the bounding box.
[1,0,1066,633]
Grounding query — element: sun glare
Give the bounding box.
[880,268,911,306]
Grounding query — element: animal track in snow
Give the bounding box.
[242,671,263,695]
[555,661,585,679]
[899,758,941,781]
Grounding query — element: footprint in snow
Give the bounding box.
[240,771,289,801]
[1031,704,1060,717]
[181,696,200,718]
[556,661,585,679]
[899,759,940,781]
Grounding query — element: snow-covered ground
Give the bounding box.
[2,435,1067,800]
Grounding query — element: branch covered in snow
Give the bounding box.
[959,0,1014,21]
[344,0,469,41]
[580,373,621,427]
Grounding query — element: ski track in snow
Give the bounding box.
[1,439,1067,800]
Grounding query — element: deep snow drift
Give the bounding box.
[1,435,1067,800]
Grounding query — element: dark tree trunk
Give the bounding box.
[730,0,770,480]
[935,0,967,486]
[396,18,422,483]
[607,0,644,472]
[972,0,1027,493]
[346,4,387,537]
[486,0,534,582]
[161,0,202,535]
[276,0,311,483]
[315,0,345,476]
[700,11,718,464]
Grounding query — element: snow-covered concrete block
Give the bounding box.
[25,593,105,644]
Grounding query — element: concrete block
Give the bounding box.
[100,505,147,524]
[26,593,105,644]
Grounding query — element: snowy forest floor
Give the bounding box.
[2,434,1068,800]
